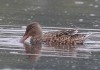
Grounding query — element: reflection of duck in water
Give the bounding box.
[21,22,89,45]
[24,42,42,62]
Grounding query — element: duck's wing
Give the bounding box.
[71,34,90,44]
[44,29,78,38]
[59,29,78,35]
[43,29,78,41]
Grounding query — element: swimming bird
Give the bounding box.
[21,22,89,45]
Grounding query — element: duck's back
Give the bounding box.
[43,29,89,45]
[43,29,78,44]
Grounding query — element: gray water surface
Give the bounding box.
[0,25,100,70]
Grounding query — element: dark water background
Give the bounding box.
[0,0,100,70]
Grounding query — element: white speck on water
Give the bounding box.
[17,59,21,62]
[69,23,73,25]
[8,22,12,24]
[89,3,99,8]
[89,14,96,16]
[71,25,74,27]
[95,0,98,2]
[74,1,84,5]
[33,6,41,10]
[69,23,74,26]
[21,26,26,29]
[79,19,84,22]
[0,19,2,21]
[89,4,94,6]
[93,66,98,70]
[10,52,18,54]
[72,66,76,68]
[27,8,30,10]
[94,20,99,23]
[31,16,33,18]
[37,6,41,9]
[93,25,99,27]
[24,9,28,12]
[64,11,67,13]
[94,5,99,8]
[6,3,9,7]
[27,19,31,21]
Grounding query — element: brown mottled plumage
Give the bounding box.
[21,22,89,45]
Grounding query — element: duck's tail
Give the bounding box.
[72,33,92,44]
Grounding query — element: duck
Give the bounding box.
[21,22,89,45]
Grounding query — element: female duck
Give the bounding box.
[21,22,89,45]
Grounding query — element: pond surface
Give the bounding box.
[0,0,100,70]
[0,25,100,70]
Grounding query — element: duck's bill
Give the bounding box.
[20,34,29,43]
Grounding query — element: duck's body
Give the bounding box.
[21,22,89,45]
[43,31,88,45]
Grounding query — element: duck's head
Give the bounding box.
[21,22,42,43]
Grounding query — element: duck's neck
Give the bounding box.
[30,34,42,45]
[31,34,42,40]
[30,28,43,43]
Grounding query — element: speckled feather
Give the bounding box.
[43,30,88,45]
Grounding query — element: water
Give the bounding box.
[0,0,100,70]
[0,25,100,70]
